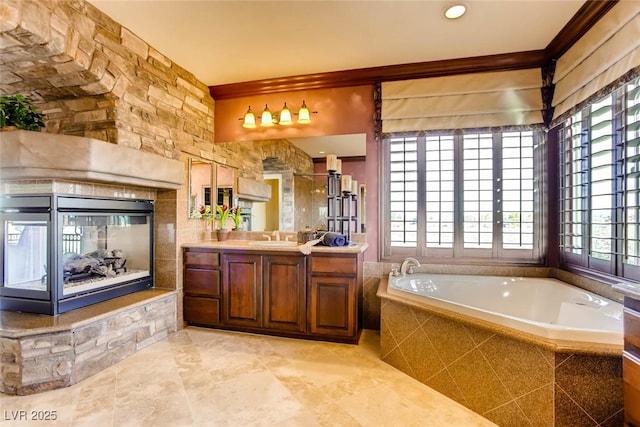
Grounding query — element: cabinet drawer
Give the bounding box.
[184,296,221,326]
[184,250,220,267]
[184,268,221,296]
[311,256,356,275]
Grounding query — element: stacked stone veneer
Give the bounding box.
[380,297,623,426]
[0,0,221,332]
[1,0,214,160]
[1,291,176,395]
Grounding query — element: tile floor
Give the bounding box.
[0,327,496,427]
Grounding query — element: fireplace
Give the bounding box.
[1,194,154,315]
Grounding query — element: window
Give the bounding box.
[383,130,541,262]
[559,76,640,281]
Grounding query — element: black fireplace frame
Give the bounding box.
[0,194,154,315]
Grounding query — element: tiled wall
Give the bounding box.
[380,298,623,426]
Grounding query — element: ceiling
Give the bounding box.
[86,0,587,158]
[87,0,585,87]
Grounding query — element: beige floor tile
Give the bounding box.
[0,327,496,427]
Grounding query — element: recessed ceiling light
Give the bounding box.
[444,3,467,20]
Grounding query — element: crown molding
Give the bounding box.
[544,0,618,61]
[209,0,617,100]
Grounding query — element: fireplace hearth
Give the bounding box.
[1,194,154,315]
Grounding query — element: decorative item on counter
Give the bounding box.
[351,179,358,195]
[297,227,318,244]
[341,175,352,194]
[336,159,342,175]
[216,229,230,241]
[192,203,236,236]
[326,154,338,173]
[230,206,243,230]
[215,204,231,230]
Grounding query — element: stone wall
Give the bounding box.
[0,291,176,395]
[0,0,214,160]
[214,139,314,180]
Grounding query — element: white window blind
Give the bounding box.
[383,131,541,262]
[425,136,454,249]
[623,79,640,273]
[559,76,640,281]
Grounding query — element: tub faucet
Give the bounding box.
[400,257,421,276]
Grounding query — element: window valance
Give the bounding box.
[552,0,640,120]
[381,68,543,133]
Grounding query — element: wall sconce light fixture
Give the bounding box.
[241,100,316,128]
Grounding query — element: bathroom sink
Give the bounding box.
[247,240,299,247]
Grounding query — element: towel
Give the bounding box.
[321,232,348,247]
[298,238,321,255]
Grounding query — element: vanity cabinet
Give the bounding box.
[309,253,361,341]
[624,296,640,426]
[183,248,222,326]
[221,252,307,333]
[182,245,363,344]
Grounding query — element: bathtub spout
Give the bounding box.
[400,257,421,276]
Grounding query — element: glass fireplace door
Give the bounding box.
[60,212,151,297]
[1,212,51,299]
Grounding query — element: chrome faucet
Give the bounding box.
[400,257,421,276]
[262,234,272,241]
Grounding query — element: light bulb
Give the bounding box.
[278,102,293,125]
[242,106,256,129]
[260,104,273,127]
[297,100,311,124]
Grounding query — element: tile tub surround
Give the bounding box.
[0,290,177,395]
[378,284,623,426]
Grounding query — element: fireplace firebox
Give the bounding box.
[1,194,154,315]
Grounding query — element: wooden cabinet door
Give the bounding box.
[184,295,221,326]
[222,253,262,328]
[309,275,356,338]
[263,254,306,332]
[624,354,640,426]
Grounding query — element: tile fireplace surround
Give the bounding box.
[0,130,183,394]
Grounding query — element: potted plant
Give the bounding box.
[0,94,45,131]
[231,206,243,231]
[214,204,231,240]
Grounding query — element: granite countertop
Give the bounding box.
[183,239,368,254]
[612,281,640,300]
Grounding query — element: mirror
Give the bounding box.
[188,158,213,217]
[254,134,367,232]
[215,164,235,207]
